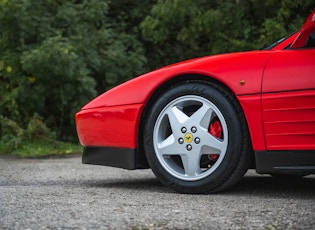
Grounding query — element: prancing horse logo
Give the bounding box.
[184,133,193,143]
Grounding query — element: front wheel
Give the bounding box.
[144,82,251,193]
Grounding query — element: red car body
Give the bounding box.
[76,10,315,193]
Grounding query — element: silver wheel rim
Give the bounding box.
[153,95,228,181]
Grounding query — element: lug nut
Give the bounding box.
[186,144,192,151]
[191,126,197,133]
[194,137,200,144]
[181,127,187,133]
[178,138,184,144]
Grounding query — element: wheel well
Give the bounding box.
[136,74,254,169]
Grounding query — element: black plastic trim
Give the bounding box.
[82,146,137,170]
[255,150,315,174]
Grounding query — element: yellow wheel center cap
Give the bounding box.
[184,133,193,143]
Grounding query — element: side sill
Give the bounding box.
[82,146,137,170]
[255,150,315,174]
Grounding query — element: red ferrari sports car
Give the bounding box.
[76,10,315,193]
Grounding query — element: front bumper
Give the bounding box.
[75,103,143,148]
[82,146,137,169]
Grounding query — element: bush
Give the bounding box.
[26,114,55,141]
[0,114,55,153]
[0,116,24,153]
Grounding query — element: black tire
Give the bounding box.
[144,82,251,194]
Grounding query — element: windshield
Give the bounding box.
[261,31,297,50]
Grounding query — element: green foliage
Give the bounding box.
[26,115,55,140]
[9,141,82,158]
[0,0,314,155]
[0,114,53,152]
[0,0,149,143]
[0,114,81,156]
[141,0,315,69]
[0,116,24,152]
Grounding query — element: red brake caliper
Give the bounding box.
[209,119,223,161]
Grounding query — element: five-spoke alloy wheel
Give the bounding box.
[144,82,251,193]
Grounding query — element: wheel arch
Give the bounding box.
[136,74,254,169]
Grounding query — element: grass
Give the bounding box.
[0,140,83,158]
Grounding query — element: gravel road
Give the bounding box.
[0,154,314,229]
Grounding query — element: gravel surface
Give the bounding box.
[0,154,314,229]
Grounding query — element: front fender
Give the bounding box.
[82,51,272,110]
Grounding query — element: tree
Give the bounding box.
[141,0,315,70]
[0,0,149,143]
